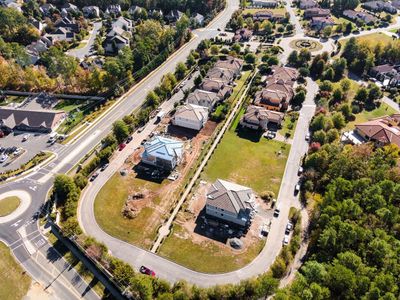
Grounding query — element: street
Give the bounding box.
[0,1,239,299]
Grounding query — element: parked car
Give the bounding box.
[13,148,22,155]
[48,133,58,143]
[22,134,29,142]
[100,163,109,171]
[118,143,126,151]
[0,154,8,163]
[305,133,310,141]
[265,131,276,139]
[90,171,99,181]
[283,234,289,246]
[126,136,133,143]
[140,266,155,277]
[298,166,303,175]
[294,183,301,195]
[273,206,280,217]
[285,222,293,235]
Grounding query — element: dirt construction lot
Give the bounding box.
[94,121,218,249]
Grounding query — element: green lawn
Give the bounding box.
[94,173,163,249]
[202,121,290,195]
[54,100,84,113]
[0,242,31,300]
[340,32,395,49]
[279,111,299,138]
[159,224,265,273]
[345,102,397,130]
[0,196,20,216]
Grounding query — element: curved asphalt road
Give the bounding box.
[0,1,239,298]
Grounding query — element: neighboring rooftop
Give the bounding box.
[355,114,400,147]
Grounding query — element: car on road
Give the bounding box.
[140,266,155,277]
[22,134,29,142]
[118,143,126,151]
[100,163,109,171]
[137,126,145,133]
[298,166,304,175]
[273,206,280,217]
[90,171,99,181]
[126,136,133,143]
[283,234,289,246]
[285,222,293,235]
[305,133,310,141]
[0,154,8,163]
[294,183,301,195]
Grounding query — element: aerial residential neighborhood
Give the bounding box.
[0,0,400,299]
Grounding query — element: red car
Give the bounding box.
[140,266,155,277]
[118,143,126,151]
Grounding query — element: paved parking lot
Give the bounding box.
[0,132,56,172]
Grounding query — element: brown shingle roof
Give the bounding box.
[0,107,65,131]
[355,114,400,147]
[206,179,254,214]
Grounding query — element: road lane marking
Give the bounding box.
[38,129,101,183]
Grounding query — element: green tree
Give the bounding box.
[332,112,346,129]
[146,91,160,107]
[175,62,187,80]
[244,53,257,64]
[112,120,129,143]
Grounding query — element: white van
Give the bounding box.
[48,132,58,143]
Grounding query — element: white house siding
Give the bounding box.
[173,116,203,130]
[206,205,247,226]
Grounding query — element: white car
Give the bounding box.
[22,135,29,142]
[283,235,289,246]
[0,154,8,163]
[295,183,301,194]
[305,133,310,141]
[298,166,304,175]
[13,148,22,155]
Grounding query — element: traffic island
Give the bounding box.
[0,196,20,217]
[289,39,323,52]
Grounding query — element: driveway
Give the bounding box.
[67,21,102,60]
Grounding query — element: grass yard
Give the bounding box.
[202,122,290,195]
[54,100,84,113]
[0,242,31,300]
[94,172,163,249]
[0,196,20,216]
[340,32,395,49]
[279,111,299,138]
[345,102,397,130]
[243,7,287,15]
[159,224,265,273]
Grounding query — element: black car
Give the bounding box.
[126,136,133,143]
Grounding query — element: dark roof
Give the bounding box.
[0,107,65,130]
